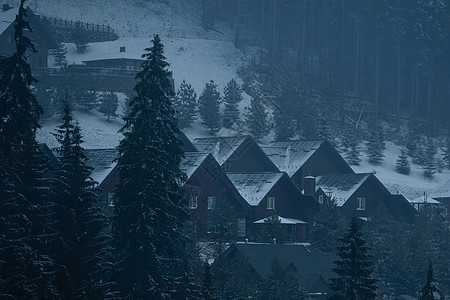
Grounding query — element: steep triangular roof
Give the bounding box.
[226,172,284,206]
[429,178,450,199]
[261,140,353,176]
[228,243,336,293]
[83,149,118,185]
[179,152,211,180]
[193,135,251,165]
[315,173,371,206]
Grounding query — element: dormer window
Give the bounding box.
[267,197,275,210]
[357,197,366,210]
[318,195,324,204]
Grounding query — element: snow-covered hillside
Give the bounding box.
[31,0,449,200]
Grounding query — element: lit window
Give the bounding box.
[188,196,198,209]
[318,195,324,204]
[267,197,275,210]
[207,196,216,210]
[107,192,115,207]
[357,197,366,210]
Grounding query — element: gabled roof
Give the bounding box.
[428,178,450,199]
[179,152,211,180]
[193,135,250,165]
[226,172,284,206]
[261,140,353,176]
[316,173,371,206]
[409,194,441,205]
[178,131,197,152]
[230,243,336,293]
[84,149,118,185]
[0,6,17,35]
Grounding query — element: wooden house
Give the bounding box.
[429,180,450,220]
[315,173,416,222]
[180,152,249,240]
[0,4,58,68]
[261,140,354,191]
[215,243,336,299]
[226,172,317,242]
[193,135,279,173]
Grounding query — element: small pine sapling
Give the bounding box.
[396,148,411,175]
[99,91,118,120]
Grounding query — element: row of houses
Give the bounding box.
[75,134,421,243]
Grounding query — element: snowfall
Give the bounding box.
[27,0,449,200]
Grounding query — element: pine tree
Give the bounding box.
[202,262,215,300]
[418,262,439,300]
[346,135,361,166]
[245,96,269,141]
[396,147,411,175]
[52,104,115,298]
[312,197,345,252]
[198,80,221,134]
[0,1,58,297]
[174,79,197,128]
[423,140,436,178]
[222,78,243,129]
[73,21,89,53]
[329,216,378,300]
[112,35,190,299]
[99,91,119,120]
[258,214,287,244]
[274,108,295,141]
[51,42,68,66]
[366,125,385,164]
[73,89,98,111]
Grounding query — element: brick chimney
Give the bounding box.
[303,175,316,195]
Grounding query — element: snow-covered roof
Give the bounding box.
[409,195,441,205]
[226,172,284,206]
[428,178,450,199]
[193,135,250,166]
[84,149,118,185]
[179,152,210,180]
[254,216,307,225]
[261,140,324,176]
[0,6,17,35]
[316,173,371,206]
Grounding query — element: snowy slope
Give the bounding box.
[31,0,449,199]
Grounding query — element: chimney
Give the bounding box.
[284,146,291,170]
[120,46,125,53]
[3,4,11,12]
[304,175,316,195]
[245,238,248,244]
[273,237,276,245]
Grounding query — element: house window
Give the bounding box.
[267,197,275,210]
[188,196,198,209]
[207,196,216,210]
[318,195,324,204]
[107,192,115,207]
[237,218,246,237]
[357,197,366,210]
[207,221,217,233]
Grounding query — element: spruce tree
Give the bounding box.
[423,140,436,178]
[112,35,190,299]
[198,80,221,134]
[346,135,361,166]
[52,104,114,298]
[0,1,58,297]
[244,96,269,141]
[99,91,119,120]
[222,78,243,129]
[174,79,197,128]
[329,216,378,300]
[73,21,89,53]
[366,125,385,164]
[396,147,411,175]
[51,42,68,66]
[274,108,295,141]
[312,197,345,252]
[73,89,98,111]
[418,262,439,300]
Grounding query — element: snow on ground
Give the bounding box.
[347,142,449,199]
[32,0,449,198]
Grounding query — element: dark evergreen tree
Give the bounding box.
[443,138,450,169]
[112,35,190,299]
[73,22,89,53]
[0,1,58,297]
[198,80,221,134]
[366,124,385,164]
[261,258,308,300]
[418,262,439,300]
[73,89,98,111]
[51,42,68,66]
[98,91,119,120]
[52,104,115,299]
[396,147,411,175]
[423,140,436,178]
[274,108,295,141]
[346,135,361,166]
[258,214,287,244]
[312,197,345,252]
[202,262,215,300]
[329,216,378,300]
[244,96,269,141]
[174,79,197,128]
[222,78,243,129]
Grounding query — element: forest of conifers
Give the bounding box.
[203,0,450,136]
